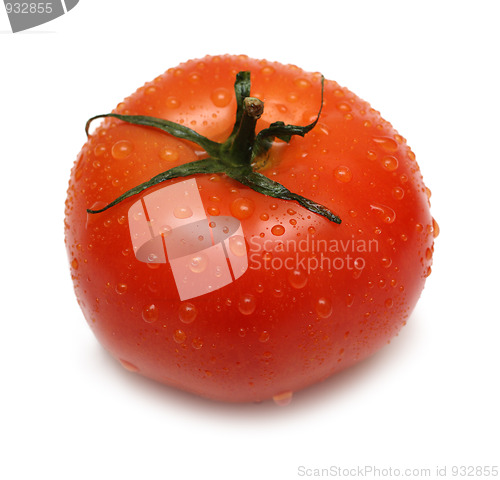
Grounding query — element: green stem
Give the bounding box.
[85,72,341,224]
[226,97,263,168]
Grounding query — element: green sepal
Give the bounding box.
[86,158,224,214]
[85,113,221,158]
[234,171,341,224]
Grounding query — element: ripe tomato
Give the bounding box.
[65,55,437,404]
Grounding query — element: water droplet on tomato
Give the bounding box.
[210,87,231,107]
[238,294,256,315]
[392,186,405,200]
[334,165,353,183]
[192,337,204,349]
[315,297,332,318]
[119,359,139,372]
[173,329,187,344]
[189,253,208,273]
[273,391,293,406]
[262,351,273,361]
[214,266,223,278]
[159,147,179,162]
[273,288,284,298]
[370,203,396,224]
[142,304,159,323]
[188,72,201,83]
[179,302,197,324]
[373,137,398,152]
[166,96,180,109]
[238,327,247,338]
[385,298,394,308]
[260,65,275,75]
[425,247,433,260]
[260,213,269,221]
[382,156,399,171]
[94,144,106,157]
[229,235,246,256]
[131,211,143,222]
[346,293,354,307]
[294,78,311,89]
[159,225,172,236]
[111,140,133,160]
[259,331,270,343]
[147,253,159,262]
[432,217,440,238]
[207,206,220,216]
[276,104,288,114]
[71,258,79,270]
[255,283,265,293]
[381,257,392,268]
[337,102,352,112]
[174,205,193,219]
[115,283,128,294]
[288,269,308,289]
[230,197,255,220]
[271,224,285,236]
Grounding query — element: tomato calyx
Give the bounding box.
[85,72,341,224]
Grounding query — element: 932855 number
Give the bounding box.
[452,466,499,476]
[5,3,53,14]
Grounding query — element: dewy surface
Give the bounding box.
[65,55,437,403]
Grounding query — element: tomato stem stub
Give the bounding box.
[85,72,341,224]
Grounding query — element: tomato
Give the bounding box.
[65,55,437,404]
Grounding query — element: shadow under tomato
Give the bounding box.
[91,311,423,419]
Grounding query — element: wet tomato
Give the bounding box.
[65,55,437,403]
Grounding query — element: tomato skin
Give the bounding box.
[65,55,436,402]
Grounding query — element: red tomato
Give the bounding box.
[65,55,437,404]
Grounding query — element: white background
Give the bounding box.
[1,1,499,479]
